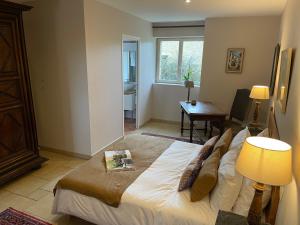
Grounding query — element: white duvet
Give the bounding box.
[53,141,218,225]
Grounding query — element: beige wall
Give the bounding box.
[152,84,200,122]
[200,16,280,121]
[24,0,92,156]
[83,0,155,154]
[273,0,300,223]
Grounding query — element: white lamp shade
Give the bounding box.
[250,85,270,100]
[236,137,292,186]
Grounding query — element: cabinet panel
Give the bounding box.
[0,79,21,105]
[0,21,18,76]
[0,106,27,159]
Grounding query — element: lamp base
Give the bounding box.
[248,183,265,225]
[252,101,261,124]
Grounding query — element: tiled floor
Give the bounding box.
[124,118,136,133]
[0,120,207,225]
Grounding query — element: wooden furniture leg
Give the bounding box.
[220,119,225,134]
[190,119,194,143]
[181,109,184,136]
[248,183,264,225]
[205,121,208,136]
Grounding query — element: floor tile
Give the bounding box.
[0,191,36,212]
[3,175,48,197]
[28,189,50,201]
[25,193,55,220]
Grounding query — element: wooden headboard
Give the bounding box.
[265,107,280,225]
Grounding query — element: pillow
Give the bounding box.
[178,136,219,192]
[178,154,202,191]
[232,127,271,216]
[200,135,219,160]
[210,127,250,211]
[213,129,233,157]
[232,179,272,216]
[257,128,269,137]
[191,150,220,202]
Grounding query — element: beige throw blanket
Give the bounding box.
[55,134,174,207]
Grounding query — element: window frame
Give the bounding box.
[156,37,204,85]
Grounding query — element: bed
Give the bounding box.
[53,140,217,225]
[53,108,280,225]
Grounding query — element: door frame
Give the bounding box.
[122,34,141,135]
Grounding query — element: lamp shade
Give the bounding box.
[184,80,194,88]
[250,85,270,100]
[236,137,292,186]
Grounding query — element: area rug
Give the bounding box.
[0,208,51,225]
[141,132,204,145]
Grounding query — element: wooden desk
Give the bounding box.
[180,101,227,143]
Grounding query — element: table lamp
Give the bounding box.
[249,85,270,124]
[236,137,292,225]
[184,80,194,103]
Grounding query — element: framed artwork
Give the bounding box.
[226,48,245,73]
[269,44,280,96]
[277,48,293,113]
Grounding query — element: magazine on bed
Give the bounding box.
[105,150,135,171]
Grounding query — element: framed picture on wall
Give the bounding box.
[277,48,293,113]
[269,44,281,96]
[226,48,245,73]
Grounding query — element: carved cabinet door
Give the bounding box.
[0,11,37,166]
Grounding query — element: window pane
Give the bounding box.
[181,41,204,84]
[159,41,179,81]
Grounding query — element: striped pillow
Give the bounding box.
[178,135,219,191]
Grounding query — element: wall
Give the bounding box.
[23,0,92,156]
[83,0,155,154]
[273,0,300,223]
[200,16,280,121]
[152,84,200,122]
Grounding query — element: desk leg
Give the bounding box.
[190,119,194,143]
[181,110,184,136]
[220,119,225,135]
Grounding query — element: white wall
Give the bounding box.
[23,0,92,156]
[200,16,280,121]
[152,84,200,122]
[83,0,155,154]
[273,0,300,224]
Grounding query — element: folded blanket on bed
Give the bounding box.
[54,134,174,207]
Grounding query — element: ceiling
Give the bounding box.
[10,0,287,22]
[97,0,286,22]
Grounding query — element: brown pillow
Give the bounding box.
[178,154,202,191]
[199,135,219,160]
[178,135,219,192]
[190,150,220,202]
[213,128,233,157]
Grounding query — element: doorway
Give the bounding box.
[122,37,139,134]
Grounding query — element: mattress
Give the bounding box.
[53,141,218,225]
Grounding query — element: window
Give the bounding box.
[156,38,204,85]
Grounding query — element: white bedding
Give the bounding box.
[53,141,218,225]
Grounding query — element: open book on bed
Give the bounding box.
[105,150,135,171]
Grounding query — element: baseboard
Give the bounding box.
[91,136,124,157]
[138,117,152,128]
[39,146,91,160]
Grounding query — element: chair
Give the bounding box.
[210,89,252,137]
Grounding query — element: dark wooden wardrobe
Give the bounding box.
[0,1,45,185]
